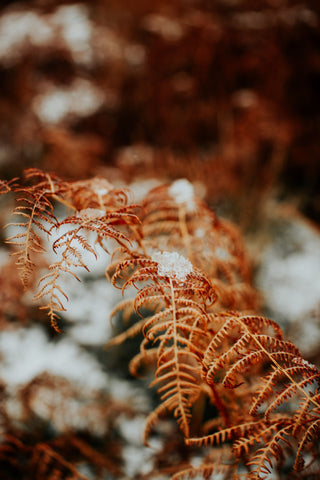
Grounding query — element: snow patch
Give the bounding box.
[0,4,94,66]
[34,79,105,124]
[117,414,146,446]
[66,280,121,346]
[0,327,108,390]
[77,208,106,220]
[256,216,320,355]
[169,178,196,211]
[257,220,320,320]
[122,444,154,477]
[151,250,193,282]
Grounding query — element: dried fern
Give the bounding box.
[140,181,259,311]
[3,171,320,479]
[5,169,140,330]
[109,250,216,440]
[187,312,320,478]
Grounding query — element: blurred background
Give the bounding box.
[0,0,319,224]
[0,2,320,479]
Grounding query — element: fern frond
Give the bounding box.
[35,207,139,331]
[140,181,260,311]
[294,418,320,471]
[109,250,217,438]
[129,347,159,377]
[187,420,268,448]
[143,401,171,445]
[0,177,18,195]
[32,443,90,480]
[6,179,60,288]
[5,169,142,330]
[247,423,293,479]
[67,176,131,211]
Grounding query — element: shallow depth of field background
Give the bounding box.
[0,1,320,479]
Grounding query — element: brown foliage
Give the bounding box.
[3,169,319,479]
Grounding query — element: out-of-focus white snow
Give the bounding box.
[0,327,108,390]
[0,4,93,66]
[51,4,92,64]
[117,414,146,446]
[169,178,196,212]
[65,279,122,346]
[129,178,163,203]
[77,208,106,220]
[142,13,184,41]
[33,79,106,124]
[256,215,320,355]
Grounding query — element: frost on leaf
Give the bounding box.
[293,357,316,370]
[151,250,193,282]
[91,178,113,196]
[168,178,196,212]
[77,208,105,220]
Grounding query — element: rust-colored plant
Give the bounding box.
[2,169,320,479]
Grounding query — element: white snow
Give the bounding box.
[256,216,320,355]
[0,4,93,66]
[257,220,320,320]
[51,4,92,64]
[117,414,146,446]
[122,444,155,477]
[129,178,162,203]
[33,79,105,124]
[151,250,193,282]
[142,14,184,41]
[77,208,106,220]
[22,380,109,435]
[293,357,316,369]
[169,178,196,211]
[66,280,122,346]
[0,327,108,390]
[0,11,53,64]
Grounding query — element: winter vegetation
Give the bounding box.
[0,1,319,480]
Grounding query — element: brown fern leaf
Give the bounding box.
[140,181,259,311]
[5,169,141,330]
[196,311,320,478]
[187,418,295,478]
[32,443,90,480]
[59,205,140,251]
[33,224,95,332]
[66,177,131,211]
[0,434,89,480]
[186,420,268,448]
[0,177,18,195]
[246,422,293,479]
[5,169,66,288]
[294,417,320,472]
[109,250,216,439]
[34,207,139,331]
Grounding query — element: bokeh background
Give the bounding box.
[0,1,320,479]
[0,0,319,223]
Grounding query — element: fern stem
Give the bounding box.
[20,191,46,288]
[209,384,231,428]
[51,194,77,212]
[178,206,194,264]
[169,277,190,437]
